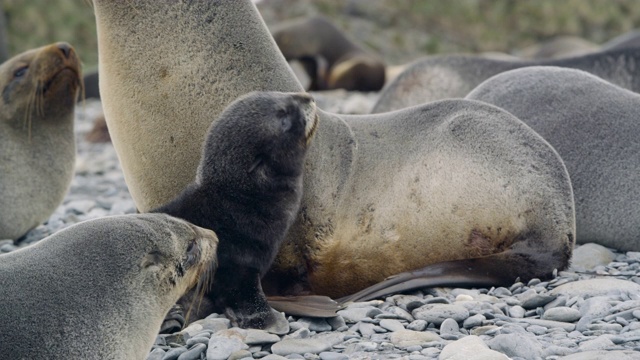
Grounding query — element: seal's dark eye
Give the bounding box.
[184,239,199,269]
[14,66,28,78]
[276,109,288,118]
[186,240,196,254]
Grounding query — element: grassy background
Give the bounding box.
[3,0,640,68]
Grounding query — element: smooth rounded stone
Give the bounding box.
[463,314,486,329]
[558,350,640,360]
[491,287,512,297]
[455,294,475,302]
[327,316,347,331]
[262,355,289,360]
[407,320,428,331]
[509,306,526,318]
[147,348,166,360]
[440,318,460,335]
[337,306,379,323]
[382,306,414,322]
[394,295,425,309]
[471,325,500,336]
[405,345,423,352]
[577,296,613,331]
[346,341,378,352]
[542,307,582,322]
[551,279,640,298]
[186,336,210,347]
[373,325,387,333]
[413,304,470,326]
[389,329,442,347]
[182,323,205,338]
[298,318,332,332]
[507,317,576,332]
[178,344,206,360]
[285,327,311,340]
[254,351,271,358]
[207,332,249,360]
[244,329,281,345]
[424,297,451,305]
[318,352,347,360]
[440,335,509,360]
[271,339,332,356]
[578,336,616,351]
[451,289,480,297]
[527,325,548,336]
[587,323,623,332]
[380,319,405,332]
[0,243,17,253]
[518,290,557,309]
[611,300,640,312]
[228,350,253,360]
[201,318,231,333]
[542,345,575,357]
[366,308,384,318]
[162,347,188,360]
[487,333,543,359]
[357,322,376,337]
[570,243,616,271]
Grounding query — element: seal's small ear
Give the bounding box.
[248,155,264,173]
[141,251,163,271]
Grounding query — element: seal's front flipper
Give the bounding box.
[338,248,569,304]
[268,295,342,318]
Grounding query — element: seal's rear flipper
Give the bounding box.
[338,249,567,304]
[268,295,342,318]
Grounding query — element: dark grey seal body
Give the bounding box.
[467,66,640,251]
[373,47,640,113]
[0,42,81,239]
[0,214,218,360]
[155,91,318,333]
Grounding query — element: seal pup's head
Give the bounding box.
[197,91,318,190]
[0,42,81,134]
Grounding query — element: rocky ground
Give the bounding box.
[3,97,640,360]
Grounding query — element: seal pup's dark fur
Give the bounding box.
[155,91,319,333]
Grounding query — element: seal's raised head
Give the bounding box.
[198,91,318,187]
[0,42,81,124]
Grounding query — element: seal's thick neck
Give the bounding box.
[93,0,304,211]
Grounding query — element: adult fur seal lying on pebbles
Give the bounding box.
[155,91,319,334]
[466,67,640,251]
[373,46,640,113]
[271,15,386,92]
[94,0,575,329]
[0,42,80,240]
[0,214,218,360]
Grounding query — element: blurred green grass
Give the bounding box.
[3,0,640,68]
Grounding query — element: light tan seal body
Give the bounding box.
[93,0,574,308]
[0,214,218,359]
[0,42,80,239]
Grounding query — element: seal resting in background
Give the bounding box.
[155,91,319,334]
[0,214,218,360]
[466,67,640,251]
[271,15,386,92]
[372,46,640,113]
[93,0,575,330]
[0,42,81,240]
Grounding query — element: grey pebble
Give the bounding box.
[488,333,543,359]
[318,352,347,360]
[228,350,253,360]
[440,318,460,335]
[326,316,346,331]
[542,307,582,322]
[380,319,405,332]
[412,304,469,326]
[177,344,206,360]
[509,305,526,318]
[206,334,248,360]
[147,348,166,360]
[245,329,281,345]
[578,335,615,351]
[162,347,188,360]
[407,320,428,331]
[462,314,485,329]
[271,339,332,356]
[298,318,332,332]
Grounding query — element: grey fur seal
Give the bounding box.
[93,0,575,327]
[155,91,319,333]
[373,46,640,113]
[517,36,599,60]
[0,214,218,360]
[466,66,640,251]
[271,15,386,92]
[0,42,81,240]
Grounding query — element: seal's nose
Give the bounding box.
[56,43,73,59]
[292,93,314,105]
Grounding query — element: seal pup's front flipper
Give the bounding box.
[338,246,570,304]
[268,295,342,318]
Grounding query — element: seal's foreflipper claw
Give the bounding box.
[268,295,342,318]
[159,304,186,334]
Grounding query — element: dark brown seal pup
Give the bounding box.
[271,15,386,92]
[0,214,218,360]
[94,0,575,331]
[0,42,81,239]
[373,46,640,113]
[467,67,640,251]
[154,91,319,333]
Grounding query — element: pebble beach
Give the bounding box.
[3,96,640,360]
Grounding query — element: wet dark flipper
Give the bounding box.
[268,295,342,318]
[339,247,570,304]
[159,304,186,334]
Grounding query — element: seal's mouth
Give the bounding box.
[41,67,80,95]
